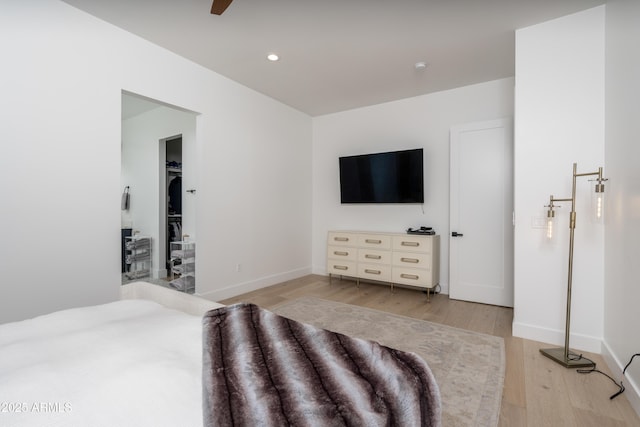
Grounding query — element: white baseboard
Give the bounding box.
[153,268,168,279]
[437,282,449,295]
[311,265,328,276]
[602,341,640,419]
[198,267,311,301]
[512,321,602,354]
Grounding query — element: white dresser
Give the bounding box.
[327,230,440,300]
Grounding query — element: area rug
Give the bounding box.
[273,297,504,427]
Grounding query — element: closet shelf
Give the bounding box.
[124,235,151,280]
[169,240,195,293]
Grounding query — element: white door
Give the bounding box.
[449,118,513,307]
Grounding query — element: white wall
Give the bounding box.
[197,93,313,300]
[513,6,605,352]
[0,0,312,323]
[603,0,640,414]
[311,78,515,293]
[121,105,197,279]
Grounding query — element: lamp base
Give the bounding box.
[540,347,595,369]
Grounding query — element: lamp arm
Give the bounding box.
[551,164,605,227]
[550,197,572,203]
[574,168,603,179]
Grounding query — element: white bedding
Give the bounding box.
[0,299,207,427]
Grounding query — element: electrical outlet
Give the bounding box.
[235,263,242,272]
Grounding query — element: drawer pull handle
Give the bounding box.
[334,251,349,256]
[365,269,381,275]
[333,265,348,270]
[334,237,349,242]
[365,254,381,260]
[401,241,420,247]
[401,273,419,280]
[366,239,382,244]
[401,257,419,264]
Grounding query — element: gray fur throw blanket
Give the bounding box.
[202,303,441,426]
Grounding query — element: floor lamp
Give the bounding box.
[540,163,607,368]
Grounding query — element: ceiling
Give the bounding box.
[64,0,605,117]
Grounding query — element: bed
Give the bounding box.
[0,282,441,427]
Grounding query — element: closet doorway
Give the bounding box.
[164,136,183,273]
[121,91,197,284]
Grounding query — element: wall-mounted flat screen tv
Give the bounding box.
[339,148,424,204]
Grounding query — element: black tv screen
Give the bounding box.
[339,148,424,204]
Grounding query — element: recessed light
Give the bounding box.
[414,61,428,70]
[267,53,279,62]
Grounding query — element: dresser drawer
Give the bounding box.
[392,251,431,269]
[327,245,357,262]
[327,260,357,275]
[392,235,433,252]
[357,264,391,282]
[357,248,391,265]
[328,231,358,247]
[392,267,433,288]
[357,234,392,250]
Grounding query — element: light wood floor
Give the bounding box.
[220,274,640,427]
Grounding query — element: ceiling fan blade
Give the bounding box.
[211,0,233,15]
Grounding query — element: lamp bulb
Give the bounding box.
[546,217,554,239]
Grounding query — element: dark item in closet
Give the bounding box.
[168,176,182,214]
[121,186,130,210]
